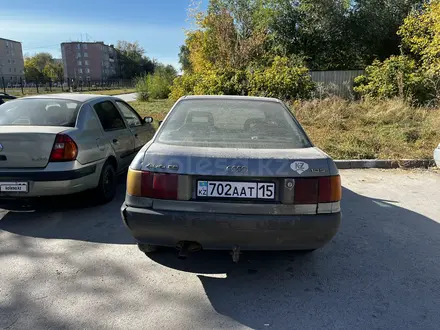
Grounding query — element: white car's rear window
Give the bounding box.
[0,99,81,127]
[157,99,311,149]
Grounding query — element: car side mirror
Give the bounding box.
[144,116,153,124]
[158,120,163,126]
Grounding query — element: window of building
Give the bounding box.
[12,60,15,64]
[13,68,16,73]
[85,68,90,73]
[77,44,81,50]
[84,52,88,57]
[78,68,83,74]
[77,60,82,66]
[85,60,89,66]
[93,101,126,131]
[9,68,12,72]
[7,59,10,64]
[83,44,88,49]
[76,52,81,58]
[11,50,14,56]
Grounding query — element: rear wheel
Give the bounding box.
[94,161,116,204]
[138,243,158,254]
[297,249,316,254]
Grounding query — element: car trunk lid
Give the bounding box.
[0,126,67,168]
[142,143,330,178]
[139,143,338,207]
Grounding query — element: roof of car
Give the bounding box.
[20,93,117,102]
[182,95,282,103]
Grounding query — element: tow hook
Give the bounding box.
[178,241,189,260]
[231,245,241,263]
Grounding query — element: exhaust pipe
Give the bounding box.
[178,242,189,260]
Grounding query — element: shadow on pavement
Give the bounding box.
[147,187,440,329]
[0,176,135,245]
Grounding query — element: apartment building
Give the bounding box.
[61,42,118,81]
[0,38,25,83]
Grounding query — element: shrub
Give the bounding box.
[169,69,248,100]
[248,57,315,100]
[169,73,202,101]
[136,65,177,101]
[353,55,431,104]
[169,57,315,101]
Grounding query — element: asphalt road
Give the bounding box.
[115,93,138,102]
[1,169,440,330]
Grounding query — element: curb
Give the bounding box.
[335,159,435,169]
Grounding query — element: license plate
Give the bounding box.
[197,181,275,200]
[0,182,28,193]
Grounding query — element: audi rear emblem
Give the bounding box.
[226,165,248,173]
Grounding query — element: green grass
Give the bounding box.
[293,97,440,160]
[129,97,440,160]
[83,88,136,96]
[129,99,173,130]
[4,88,135,97]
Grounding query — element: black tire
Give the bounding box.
[138,243,158,254]
[296,249,317,255]
[95,161,117,204]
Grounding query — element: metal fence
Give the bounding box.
[310,70,365,98]
[0,76,135,96]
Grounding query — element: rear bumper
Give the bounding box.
[0,163,101,197]
[121,203,341,250]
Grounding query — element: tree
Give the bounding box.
[24,53,60,82]
[184,0,269,73]
[178,45,192,72]
[43,62,64,82]
[115,40,155,79]
[398,0,440,76]
[24,57,42,81]
[269,0,423,70]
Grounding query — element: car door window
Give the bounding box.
[94,101,126,131]
[116,101,142,128]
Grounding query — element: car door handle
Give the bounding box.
[112,139,118,144]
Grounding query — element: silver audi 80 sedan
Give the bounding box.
[0,94,153,203]
[121,96,342,260]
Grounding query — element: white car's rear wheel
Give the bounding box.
[95,161,116,204]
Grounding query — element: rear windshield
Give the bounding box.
[157,99,311,149]
[0,99,81,127]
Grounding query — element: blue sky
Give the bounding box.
[0,0,206,70]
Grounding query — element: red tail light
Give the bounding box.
[318,176,342,202]
[49,134,78,162]
[294,176,341,204]
[141,171,178,200]
[294,178,319,204]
